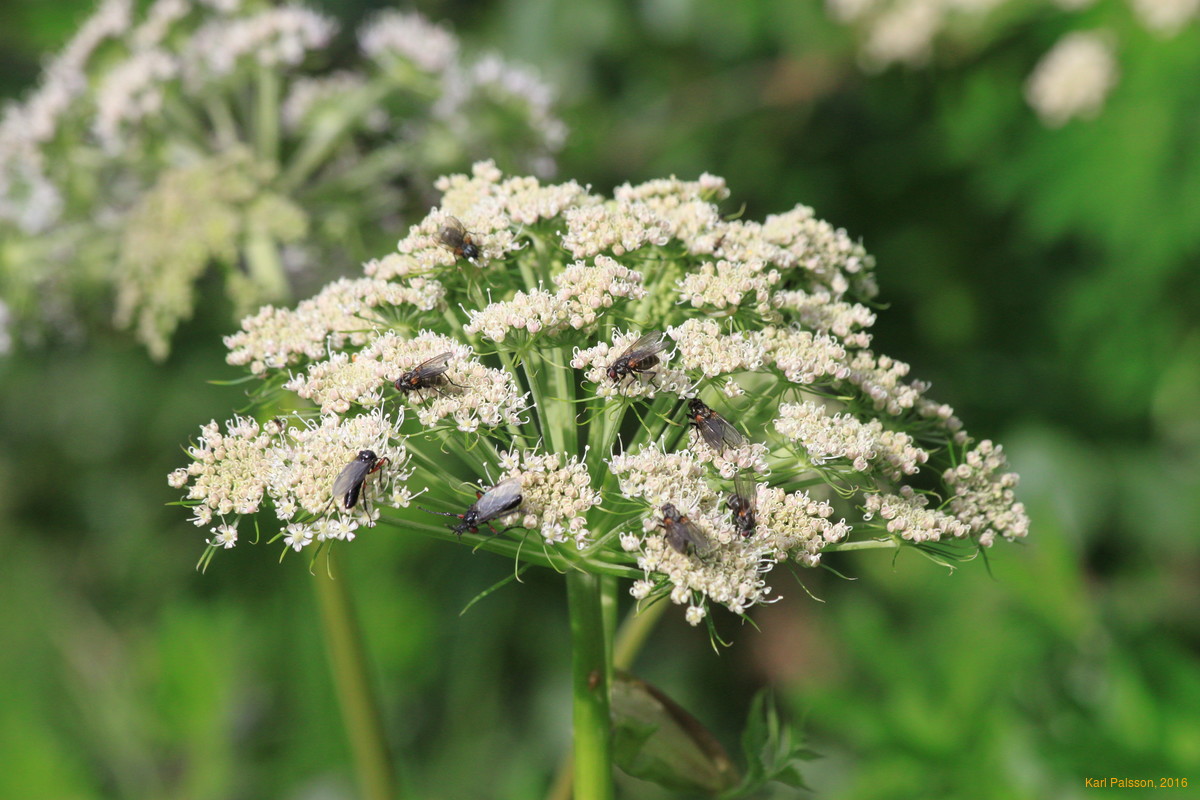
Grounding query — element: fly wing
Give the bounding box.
[332,458,371,501]
[698,412,747,451]
[472,477,523,523]
[733,472,758,514]
[618,331,667,361]
[412,351,453,379]
[665,517,709,555]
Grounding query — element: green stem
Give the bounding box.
[254,63,280,165]
[244,225,289,302]
[313,548,398,800]
[565,571,615,800]
[612,597,670,671]
[203,93,239,150]
[823,538,899,552]
[279,80,393,192]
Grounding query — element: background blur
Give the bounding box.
[2,1,1198,798]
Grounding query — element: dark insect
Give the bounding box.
[421,477,523,536]
[437,216,480,261]
[658,503,709,555]
[395,352,455,396]
[332,450,389,511]
[687,398,747,452]
[727,472,758,538]
[606,331,667,386]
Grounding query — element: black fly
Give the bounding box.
[331,450,389,512]
[437,216,480,262]
[421,477,523,536]
[727,472,757,538]
[658,503,709,555]
[606,331,667,387]
[687,398,747,452]
[395,352,455,396]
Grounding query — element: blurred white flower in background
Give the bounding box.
[0,0,564,358]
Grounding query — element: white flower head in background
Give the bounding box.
[0,0,564,357]
[1025,31,1119,127]
[826,0,1198,125]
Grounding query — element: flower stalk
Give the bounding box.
[566,570,616,800]
[313,549,398,800]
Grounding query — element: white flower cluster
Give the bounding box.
[172,408,412,549]
[497,451,601,548]
[172,415,277,527]
[285,331,527,431]
[225,277,446,374]
[608,445,712,509]
[359,11,459,74]
[686,427,770,480]
[0,3,563,356]
[465,256,647,341]
[572,329,690,400]
[755,486,852,566]
[1024,31,1119,127]
[759,327,851,385]
[827,0,1193,125]
[1130,0,1200,34]
[612,447,774,623]
[676,259,781,317]
[863,486,971,543]
[775,400,928,479]
[943,440,1029,546]
[185,5,336,82]
[668,319,765,379]
[560,203,674,259]
[633,513,774,624]
[170,161,1026,626]
[771,290,876,348]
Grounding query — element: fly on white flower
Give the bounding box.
[421,477,523,536]
[658,503,710,555]
[687,397,747,452]
[394,351,457,396]
[727,472,758,538]
[606,330,667,388]
[331,450,390,512]
[437,216,480,262]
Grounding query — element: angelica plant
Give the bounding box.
[171,161,1028,795]
[0,0,563,357]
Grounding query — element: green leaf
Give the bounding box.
[611,671,740,793]
[723,690,817,798]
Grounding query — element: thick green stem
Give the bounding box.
[566,571,615,800]
[313,548,398,800]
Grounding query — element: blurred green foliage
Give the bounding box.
[1,0,1197,797]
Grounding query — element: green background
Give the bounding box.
[1,0,1197,797]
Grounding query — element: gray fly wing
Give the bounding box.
[619,331,667,360]
[665,519,710,555]
[413,351,453,376]
[472,477,523,522]
[332,459,371,499]
[699,414,747,451]
[733,472,757,512]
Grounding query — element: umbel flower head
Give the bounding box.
[172,161,1029,625]
[0,0,564,358]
